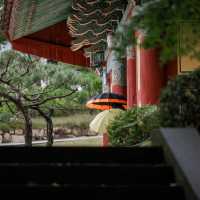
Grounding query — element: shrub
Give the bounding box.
[107,106,160,146]
[0,112,12,123]
[159,68,200,131]
[0,122,10,133]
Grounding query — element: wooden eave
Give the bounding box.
[10,21,89,67]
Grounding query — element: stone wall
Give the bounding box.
[0,127,98,144]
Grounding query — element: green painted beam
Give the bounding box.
[9,0,72,40]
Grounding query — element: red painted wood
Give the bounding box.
[139,48,164,105]
[10,21,89,66]
[112,85,127,97]
[127,50,137,108]
[12,38,89,66]
[164,59,178,83]
[102,133,109,147]
[27,21,72,46]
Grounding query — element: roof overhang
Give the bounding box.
[10,21,89,67]
[1,0,129,67]
[2,0,71,40]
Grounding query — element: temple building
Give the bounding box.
[1,0,199,109]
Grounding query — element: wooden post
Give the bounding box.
[136,32,164,106]
[127,46,137,108]
[102,133,110,147]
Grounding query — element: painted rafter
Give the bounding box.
[68,0,127,52]
[84,41,107,55]
[72,31,107,44]
[2,0,72,40]
[1,0,14,32]
[69,21,118,36]
[72,0,124,13]
[71,32,107,51]
[68,10,123,26]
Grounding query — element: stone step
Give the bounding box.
[0,146,164,164]
[0,185,185,199]
[0,164,174,185]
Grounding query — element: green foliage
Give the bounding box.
[32,113,97,129]
[114,0,200,63]
[0,32,6,44]
[0,122,10,133]
[159,68,200,131]
[0,114,24,132]
[0,102,20,131]
[41,64,102,110]
[107,106,160,146]
[0,119,27,132]
[0,103,15,113]
[0,112,12,122]
[0,50,102,139]
[0,50,101,133]
[0,50,101,111]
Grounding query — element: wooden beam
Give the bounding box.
[12,37,89,67]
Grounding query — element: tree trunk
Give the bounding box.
[0,93,33,146]
[22,108,32,146]
[33,108,54,146]
[46,117,54,146]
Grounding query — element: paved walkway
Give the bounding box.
[0,136,102,146]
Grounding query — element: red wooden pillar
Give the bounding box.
[127,46,137,108]
[136,33,164,106]
[102,133,109,146]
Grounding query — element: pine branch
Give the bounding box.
[0,57,12,79]
[27,89,77,107]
